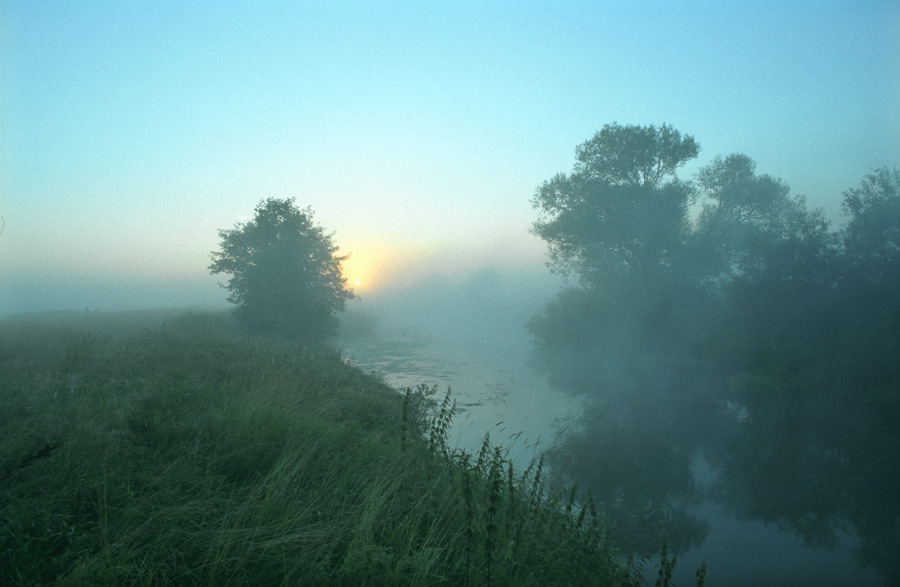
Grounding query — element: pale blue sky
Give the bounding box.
[2,0,898,314]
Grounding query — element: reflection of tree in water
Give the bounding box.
[529,125,900,584]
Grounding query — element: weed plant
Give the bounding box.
[2,310,642,586]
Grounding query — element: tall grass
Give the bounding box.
[1,310,640,585]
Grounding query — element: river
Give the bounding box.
[340,323,582,467]
[338,303,881,586]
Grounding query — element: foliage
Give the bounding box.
[841,166,900,284]
[573,122,700,188]
[0,310,640,586]
[692,153,836,287]
[529,124,900,584]
[531,123,698,283]
[209,197,355,341]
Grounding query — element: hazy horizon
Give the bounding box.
[2,1,898,318]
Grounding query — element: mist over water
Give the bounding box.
[338,262,885,586]
[6,163,895,585]
[339,266,578,463]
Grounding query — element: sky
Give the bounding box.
[2,0,898,316]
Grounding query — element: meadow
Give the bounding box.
[0,309,646,586]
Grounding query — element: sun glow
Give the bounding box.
[340,243,415,293]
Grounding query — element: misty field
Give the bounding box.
[1,310,647,586]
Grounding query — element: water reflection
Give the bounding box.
[339,325,881,587]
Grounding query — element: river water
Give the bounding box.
[338,309,881,586]
[340,324,582,467]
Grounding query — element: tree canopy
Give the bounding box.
[573,123,700,187]
[209,198,355,341]
[531,123,699,284]
[529,124,900,583]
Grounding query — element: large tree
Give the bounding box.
[529,124,710,554]
[697,169,900,584]
[209,198,355,341]
[529,126,900,583]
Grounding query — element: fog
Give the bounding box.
[326,138,898,585]
[340,266,572,457]
[4,2,899,585]
[335,242,890,586]
[4,184,897,584]
[0,270,226,319]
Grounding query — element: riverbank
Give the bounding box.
[1,309,638,586]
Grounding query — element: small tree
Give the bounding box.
[209,198,356,341]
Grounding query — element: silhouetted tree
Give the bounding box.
[529,124,710,554]
[209,198,355,341]
[530,126,900,583]
[699,169,900,584]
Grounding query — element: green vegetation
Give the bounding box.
[1,310,643,586]
[209,198,356,341]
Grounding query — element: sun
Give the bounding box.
[340,240,416,293]
[341,252,374,292]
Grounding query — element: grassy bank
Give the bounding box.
[1,310,639,586]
